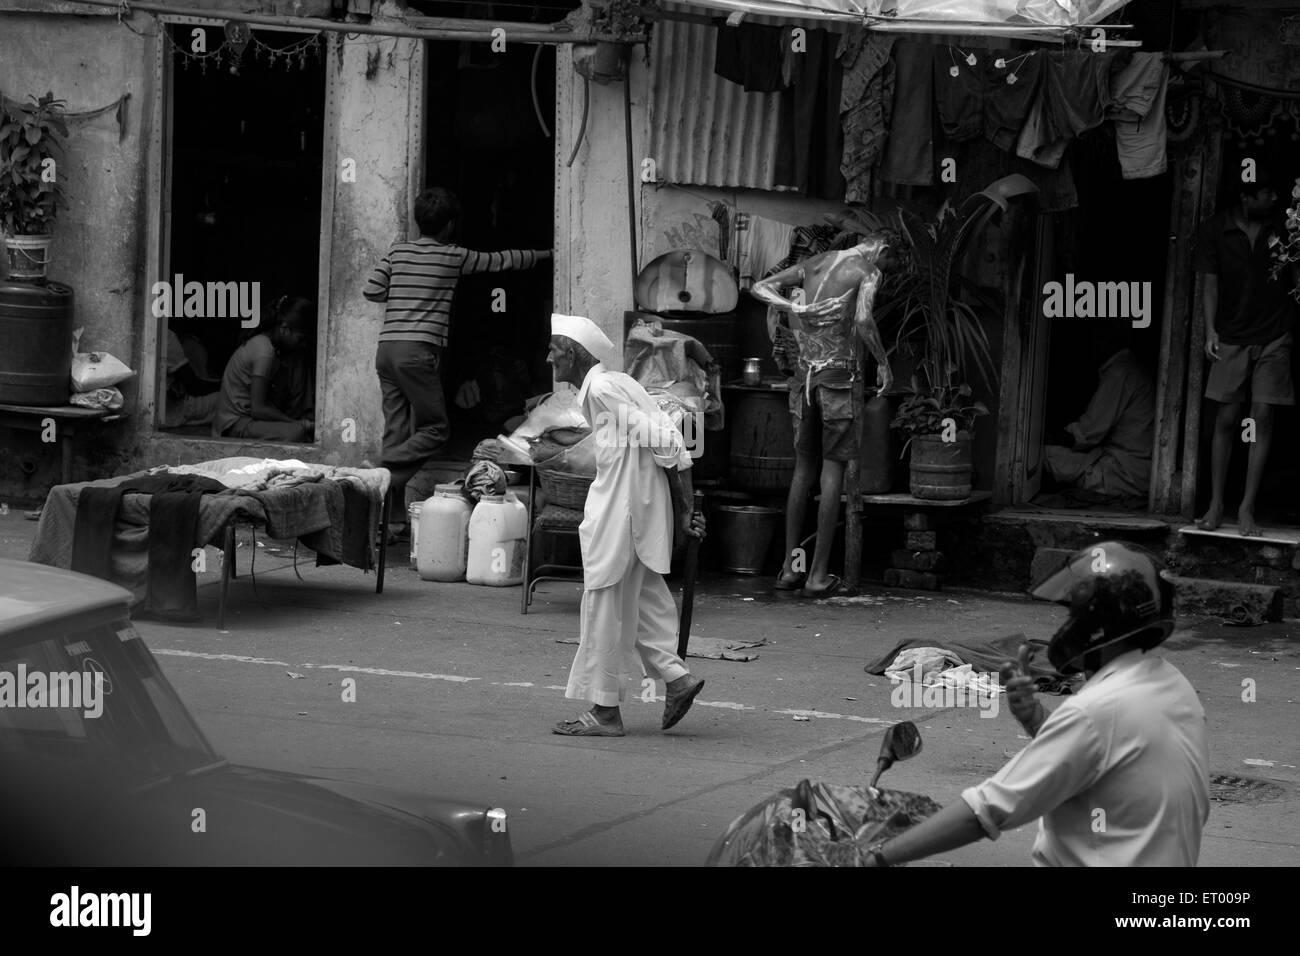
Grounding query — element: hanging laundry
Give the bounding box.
[1016,50,1117,168]
[881,40,935,187]
[775,29,846,200]
[713,21,789,93]
[735,214,796,292]
[1108,52,1169,180]
[933,47,1043,152]
[708,201,733,267]
[837,32,895,205]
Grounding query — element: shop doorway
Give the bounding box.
[423,39,556,460]
[159,24,326,439]
[1032,130,1172,513]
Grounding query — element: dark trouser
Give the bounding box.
[375,341,449,504]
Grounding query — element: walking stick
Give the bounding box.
[677,490,705,659]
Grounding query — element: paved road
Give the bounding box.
[105,532,1300,868]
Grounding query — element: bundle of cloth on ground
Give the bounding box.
[864,633,1080,695]
[30,457,390,620]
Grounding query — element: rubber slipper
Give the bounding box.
[552,712,625,737]
[801,574,843,599]
[773,574,806,592]
[661,677,705,730]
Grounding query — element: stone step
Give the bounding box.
[1168,575,1284,625]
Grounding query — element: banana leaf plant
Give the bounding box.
[0,92,69,236]
[873,174,1037,396]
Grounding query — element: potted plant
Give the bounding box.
[890,364,989,499]
[874,174,1037,499]
[0,92,69,281]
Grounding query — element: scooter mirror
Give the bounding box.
[883,720,922,764]
[868,721,923,792]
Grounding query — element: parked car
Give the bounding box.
[0,559,511,866]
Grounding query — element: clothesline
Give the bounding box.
[1,93,131,142]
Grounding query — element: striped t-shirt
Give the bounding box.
[363,238,539,347]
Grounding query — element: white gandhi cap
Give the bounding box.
[551,313,615,365]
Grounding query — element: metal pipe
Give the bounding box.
[624,66,638,302]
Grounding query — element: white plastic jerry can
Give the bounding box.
[466,493,528,586]
[417,485,472,582]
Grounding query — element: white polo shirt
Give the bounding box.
[961,649,1210,866]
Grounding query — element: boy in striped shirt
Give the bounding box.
[364,187,550,532]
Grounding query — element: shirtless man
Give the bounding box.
[751,236,894,597]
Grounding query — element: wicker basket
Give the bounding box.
[537,468,594,511]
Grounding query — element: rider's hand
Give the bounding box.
[998,644,1045,737]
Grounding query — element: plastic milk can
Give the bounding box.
[466,493,528,586]
[417,484,472,582]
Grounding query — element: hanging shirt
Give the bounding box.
[576,364,693,590]
[713,21,788,93]
[962,649,1210,867]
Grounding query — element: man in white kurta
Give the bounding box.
[548,314,706,737]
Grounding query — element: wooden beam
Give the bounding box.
[1181,108,1226,518]
[1150,154,1203,514]
[993,207,1029,507]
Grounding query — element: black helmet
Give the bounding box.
[1031,541,1175,676]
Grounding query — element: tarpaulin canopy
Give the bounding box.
[670,0,1134,41]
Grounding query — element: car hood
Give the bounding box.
[11,763,504,866]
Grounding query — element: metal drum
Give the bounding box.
[725,384,795,493]
[0,281,74,405]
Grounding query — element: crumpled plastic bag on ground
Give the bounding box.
[69,387,124,411]
[884,646,964,684]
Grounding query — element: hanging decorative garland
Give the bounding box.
[162,22,325,75]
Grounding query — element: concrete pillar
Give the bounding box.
[318,18,423,463]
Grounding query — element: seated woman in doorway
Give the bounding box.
[212,295,315,443]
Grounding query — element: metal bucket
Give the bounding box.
[715,505,782,575]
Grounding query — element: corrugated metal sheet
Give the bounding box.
[647,6,788,190]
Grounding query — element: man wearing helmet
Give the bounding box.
[863,541,1210,867]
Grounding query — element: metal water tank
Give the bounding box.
[0,281,74,405]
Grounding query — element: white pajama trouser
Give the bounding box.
[565,552,689,707]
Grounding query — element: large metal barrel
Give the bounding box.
[624,310,741,384]
[908,434,973,500]
[0,281,74,405]
[726,384,795,492]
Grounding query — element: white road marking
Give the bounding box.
[154,650,890,724]
[156,650,291,666]
[775,708,895,725]
[154,649,479,683]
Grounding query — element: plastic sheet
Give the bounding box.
[707,781,942,866]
